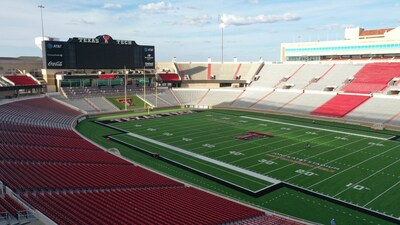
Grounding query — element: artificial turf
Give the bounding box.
[76,108,400,225]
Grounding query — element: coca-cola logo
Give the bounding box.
[47,61,63,67]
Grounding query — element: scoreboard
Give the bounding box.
[43,35,155,69]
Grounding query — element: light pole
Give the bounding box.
[124,66,127,111]
[143,66,146,108]
[219,16,225,64]
[38,5,45,41]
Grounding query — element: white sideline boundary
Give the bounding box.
[240,116,394,141]
[126,132,281,185]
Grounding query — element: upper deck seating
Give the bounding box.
[342,63,400,94]
[3,75,39,86]
[306,64,363,91]
[176,63,209,80]
[277,64,333,89]
[158,73,181,81]
[251,64,303,88]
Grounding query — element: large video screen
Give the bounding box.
[75,43,135,69]
[43,35,155,70]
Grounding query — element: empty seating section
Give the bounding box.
[0,77,11,87]
[22,187,264,225]
[3,75,39,86]
[345,96,400,124]
[0,122,79,138]
[176,63,209,80]
[0,98,80,129]
[56,98,99,113]
[277,64,333,89]
[0,162,182,191]
[62,86,153,98]
[158,73,181,81]
[241,63,263,80]
[211,63,238,80]
[0,144,128,165]
[198,89,242,106]
[252,64,303,87]
[391,115,400,126]
[138,94,170,107]
[230,89,272,108]
[0,130,98,150]
[138,88,180,107]
[312,94,370,117]
[157,88,181,105]
[251,91,301,111]
[342,63,400,93]
[4,194,26,213]
[306,64,363,91]
[0,198,17,218]
[86,97,118,112]
[156,62,177,73]
[0,194,31,222]
[0,97,299,225]
[173,89,209,105]
[174,62,262,81]
[238,214,305,225]
[280,92,336,114]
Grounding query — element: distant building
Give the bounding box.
[281,26,400,62]
[0,56,43,76]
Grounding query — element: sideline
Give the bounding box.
[126,132,281,185]
[240,116,394,141]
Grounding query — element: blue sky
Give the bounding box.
[1,0,400,62]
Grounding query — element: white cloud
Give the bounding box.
[185,5,203,10]
[221,13,301,26]
[139,2,174,11]
[182,15,212,26]
[103,3,122,9]
[69,18,96,25]
[306,24,355,31]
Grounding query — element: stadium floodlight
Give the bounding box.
[38,5,45,42]
[219,15,225,64]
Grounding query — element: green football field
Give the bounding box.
[87,109,400,224]
[106,95,149,110]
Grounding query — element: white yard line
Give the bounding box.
[268,136,366,176]
[126,132,281,184]
[115,135,270,189]
[363,180,400,207]
[333,157,400,198]
[307,144,400,188]
[240,116,393,141]
[231,131,337,165]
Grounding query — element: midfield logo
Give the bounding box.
[235,131,273,140]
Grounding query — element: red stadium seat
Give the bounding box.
[312,94,370,117]
[342,63,400,94]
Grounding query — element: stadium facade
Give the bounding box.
[281,26,400,62]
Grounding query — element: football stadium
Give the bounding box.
[1,2,400,225]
